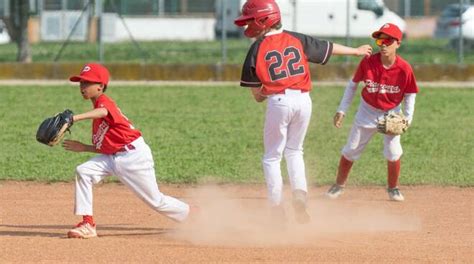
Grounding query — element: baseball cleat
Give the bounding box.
[292,190,311,224]
[67,221,97,239]
[387,187,405,202]
[326,184,344,199]
[292,200,311,224]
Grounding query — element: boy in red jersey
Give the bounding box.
[63,63,191,238]
[326,23,418,202]
[234,0,372,224]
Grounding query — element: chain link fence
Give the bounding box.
[0,0,472,64]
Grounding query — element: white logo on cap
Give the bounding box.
[82,66,91,72]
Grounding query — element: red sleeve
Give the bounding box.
[352,57,367,82]
[404,67,419,94]
[95,96,119,125]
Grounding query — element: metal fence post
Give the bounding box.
[96,0,103,63]
[345,0,351,63]
[221,0,227,66]
[458,0,464,64]
[404,0,411,17]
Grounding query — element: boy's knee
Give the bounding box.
[284,147,302,158]
[342,148,361,161]
[262,154,282,164]
[384,144,403,161]
[385,150,403,161]
[75,165,87,178]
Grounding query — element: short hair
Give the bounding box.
[271,21,282,30]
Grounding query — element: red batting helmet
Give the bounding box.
[234,0,281,38]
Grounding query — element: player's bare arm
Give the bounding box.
[73,108,108,122]
[332,44,372,57]
[62,140,98,153]
[250,87,267,102]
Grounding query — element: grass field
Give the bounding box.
[0,84,472,186]
[0,38,472,64]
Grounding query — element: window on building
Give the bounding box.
[103,0,215,16]
[43,0,62,10]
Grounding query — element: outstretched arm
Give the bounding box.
[62,140,98,153]
[332,43,372,57]
[64,108,107,153]
[334,80,359,128]
[73,108,108,123]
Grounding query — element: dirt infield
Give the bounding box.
[0,182,472,263]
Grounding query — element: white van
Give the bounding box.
[0,19,11,44]
[215,0,406,38]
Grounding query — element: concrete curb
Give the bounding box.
[0,79,471,88]
[0,63,472,82]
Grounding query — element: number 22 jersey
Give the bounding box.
[240,29,333,95]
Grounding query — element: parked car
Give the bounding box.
[434,4,474,48]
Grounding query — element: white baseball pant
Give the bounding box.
[262,89,312,206]
[342,100,403,162]
[74,137,190,222]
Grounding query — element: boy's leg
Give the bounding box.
[74,155,113,216]
[327,125,376,198]
[114,139,190,222]
[69,155,112,238]
[284,93,311,194]
[262,95,290,206]
[282,93,312,223]
[384,135,404,201]
[384,134,402,188]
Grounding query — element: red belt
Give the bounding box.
[274,89,308,94]
[117,143,135,153]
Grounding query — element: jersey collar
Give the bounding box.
[265,28,284,37]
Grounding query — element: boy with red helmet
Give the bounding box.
[326,23,418,202]
[63,63,193,238]
[235,0,373,224]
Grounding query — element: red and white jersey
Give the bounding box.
[92,94,141,154]
[240,30,333,95]
[353,53,418,111]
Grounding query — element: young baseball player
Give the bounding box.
[234,0,372,224]
[63,63,192,238]
[326,23,418,202]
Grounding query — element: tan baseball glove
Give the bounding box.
[377,112,409,135]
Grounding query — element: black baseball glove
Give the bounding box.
[36,109,74,146]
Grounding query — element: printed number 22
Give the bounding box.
[265,47,305,81]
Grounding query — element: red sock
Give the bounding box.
[83,215,95,226]
[387,159,401,188]
[336,155,353,186]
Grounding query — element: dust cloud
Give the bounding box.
[172,185,421,246]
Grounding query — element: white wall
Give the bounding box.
[106,15,216,42]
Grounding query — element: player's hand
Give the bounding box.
[62,140,87,152]
[334,112,345,128]
[356,45,372,57]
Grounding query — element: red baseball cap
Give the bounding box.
[69,63,110,85]
[372,23,402,41]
